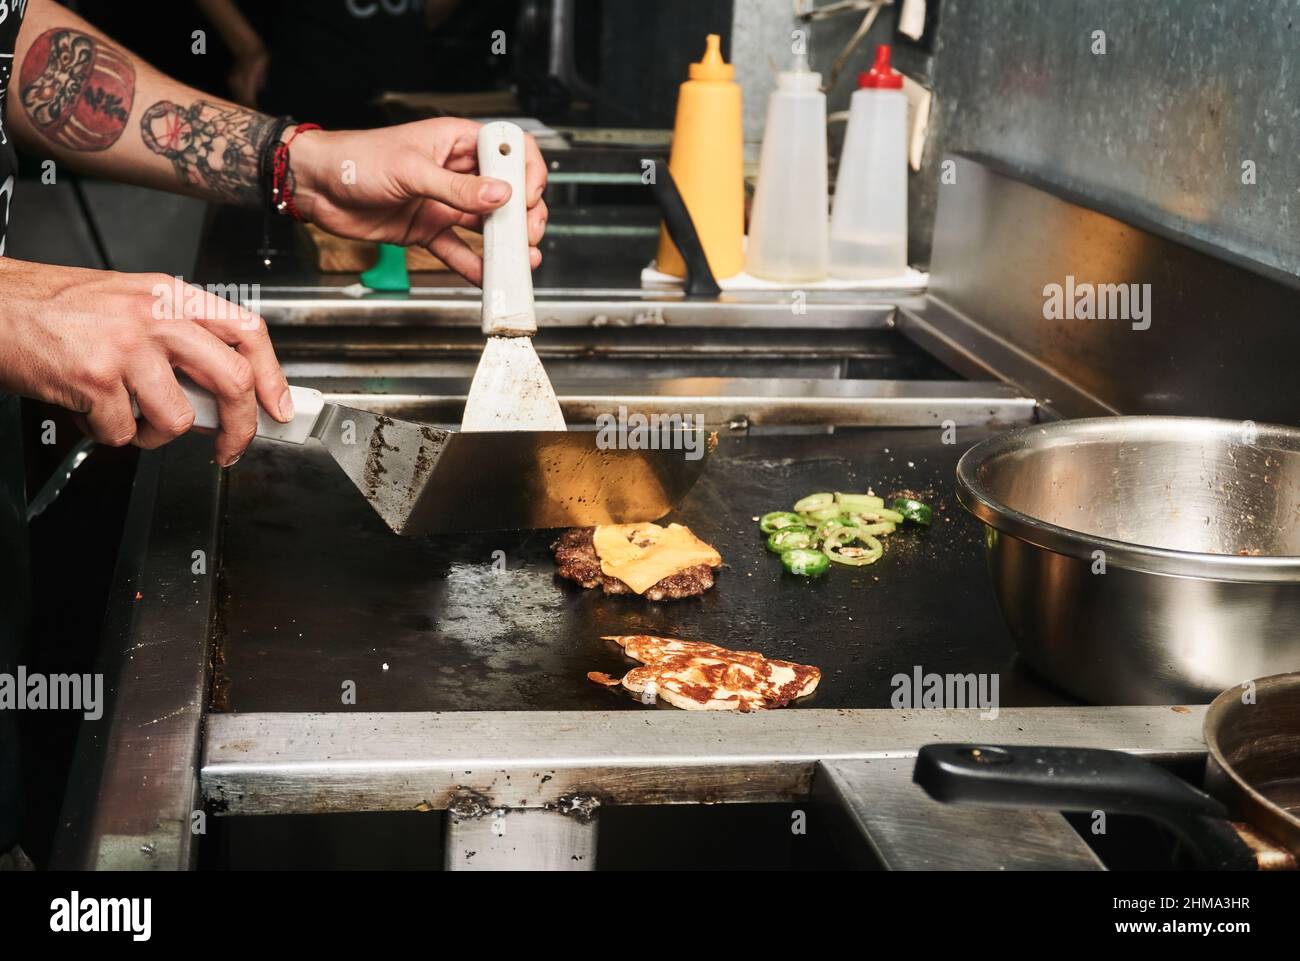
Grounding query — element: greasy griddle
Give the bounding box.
[215,426,1073,712]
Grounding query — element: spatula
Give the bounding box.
[460,121,565,432]
[140,125,712,532]
[146,379,711,535]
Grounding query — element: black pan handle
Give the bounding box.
[645,157,722,299]
[914,744,1257,871]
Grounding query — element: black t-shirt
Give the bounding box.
[0,0,26,255]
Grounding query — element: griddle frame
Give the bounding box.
[49,378,1201,871]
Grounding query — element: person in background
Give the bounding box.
[0,0,547,867]
[195,0,270,109]
[198,0,477,127]
[72,0,229,94]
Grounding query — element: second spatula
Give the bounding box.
[459,121,565,432]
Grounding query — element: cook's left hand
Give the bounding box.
[288,118,549,285]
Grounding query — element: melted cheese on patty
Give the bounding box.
[592,523,721,594]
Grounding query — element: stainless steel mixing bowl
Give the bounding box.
[956,417,1300,704]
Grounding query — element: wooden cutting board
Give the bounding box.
[298,223,484,273]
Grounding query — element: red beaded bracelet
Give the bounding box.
[270,122,321,223]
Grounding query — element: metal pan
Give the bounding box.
[955,416,1300,704]
[914,672,1300,870]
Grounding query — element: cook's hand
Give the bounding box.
[0,260,291,467]
[289,117,549,285]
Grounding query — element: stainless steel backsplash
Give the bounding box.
[920,0,1299,274]
[731,0,1298,276]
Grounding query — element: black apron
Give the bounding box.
[0,0,29,852]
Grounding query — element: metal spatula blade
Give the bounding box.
[313,409,709,535]
[461,336,565,431]
[460,121,564,432]
[310,402,448,534]
[157,378,710,535]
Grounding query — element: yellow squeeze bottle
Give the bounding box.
[655,34,745,281]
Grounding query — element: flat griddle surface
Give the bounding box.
[216,427,1070,712]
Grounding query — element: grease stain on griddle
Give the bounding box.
[209,565,232,712]
[546,794,601,823]
[447,789,499,821]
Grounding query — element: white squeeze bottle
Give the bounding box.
[746,53,828,283]
[830,45,907,280]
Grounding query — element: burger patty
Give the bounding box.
[551,527,716,600]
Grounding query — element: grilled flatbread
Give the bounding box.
[589,635,820,711]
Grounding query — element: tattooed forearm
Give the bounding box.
[140,99,275,207]
[19,28,135,151]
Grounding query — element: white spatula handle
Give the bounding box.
[131,376,325,445]
[477,121,536,337]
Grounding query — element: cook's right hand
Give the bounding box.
[0,259,291,467]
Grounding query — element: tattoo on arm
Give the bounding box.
[140,99,274,207]
[17,26,275,206]
[19,28,135,151]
